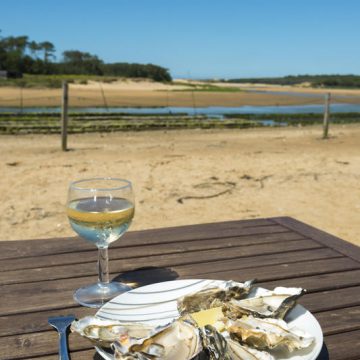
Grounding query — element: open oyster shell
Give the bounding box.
[201,325,274,360]
[177,279,255,315]
[223,287,305,320]
[228,315,314,352]
[71,315,202,360]
[112,317,202,360]
[71,316,156,347]
[227,339,275,360]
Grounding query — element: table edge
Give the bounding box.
[271,216,360,263]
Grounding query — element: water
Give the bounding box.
[247,89,360,99]
[2,103,360,115]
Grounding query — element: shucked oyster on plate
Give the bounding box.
[112,317,202,360]
[223,287,306,320]
[71,316,156,347]
[202,324,275,360]
[227,315,315,352]
[177,279,255,315]
[72,280,316,359]
[71,315,202,360]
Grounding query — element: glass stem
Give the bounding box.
[97,246,109,285]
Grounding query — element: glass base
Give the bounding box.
[74,282,132,308]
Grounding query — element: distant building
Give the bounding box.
[0,71,22,79]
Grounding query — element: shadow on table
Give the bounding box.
[112,266,179,289]
[316,343,329,359]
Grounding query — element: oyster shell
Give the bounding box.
[201,325,274,360]
[177,280,255,315]
[71,316,157,347]
[227,339,275,360]
[113,318,202,360]
[223,287,305,320]
[228,315,314,352]
[201,325,232,360]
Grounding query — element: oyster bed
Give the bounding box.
[71,280,319,360]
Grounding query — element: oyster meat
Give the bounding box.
[223,287,305,320]
[228,315,314,352]
[201,325,274,360]
[113,317,202,360]
[177,280,255,315]
[227,339,275,360]
[71,316,156,347]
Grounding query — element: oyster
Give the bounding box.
[223,287,305,320]
[201,325,232,360]
[177,280,255,315]
[227,339,275,360]
[228,315,314,352]
[201,325,274,360]
[71,316,157,347]
[112,317,202,360]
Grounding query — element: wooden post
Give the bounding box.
[61,81,69,151]
[323,92,331,139]
[19,85,23,113]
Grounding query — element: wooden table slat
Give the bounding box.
[0,231,305,273]
[324,329,360,360]
[193,257,360,286]
[314,305,360,336]
[258,269,360,293]
[0,219,274,259]
[272,217,360,262]
[0,238,324,286]
[300,286,360,313]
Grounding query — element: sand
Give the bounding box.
[1,79,360,108]
[1,124,359,246]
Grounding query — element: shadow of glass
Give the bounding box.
[111,266,179,289]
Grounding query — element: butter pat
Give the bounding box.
[190,307,225,331]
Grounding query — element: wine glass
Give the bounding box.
[67,177,135,308]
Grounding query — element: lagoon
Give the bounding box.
[2,103,360,115]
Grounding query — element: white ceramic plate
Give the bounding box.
[95,279,323,360]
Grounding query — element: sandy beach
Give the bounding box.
[1,80,360,108]
[1,124,359,245]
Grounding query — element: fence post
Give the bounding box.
[61,81,69,151]
[322,92,331,139]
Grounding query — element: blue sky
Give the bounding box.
[1,0,359,78]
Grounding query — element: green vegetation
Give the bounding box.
[0,31,171,83]
[224,112,360,126]
[170,83,242,92]
[0,112,256,134]
[225,75,360,88]
[0,74,120,88]
[0,111,359,134]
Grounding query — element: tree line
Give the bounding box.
[225,74,360,88]
[0,32,172,82]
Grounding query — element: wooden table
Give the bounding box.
[1,217,360,360]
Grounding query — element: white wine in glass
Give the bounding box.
[67,178,135,308]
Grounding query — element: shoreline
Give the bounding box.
[1,80,360,108]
